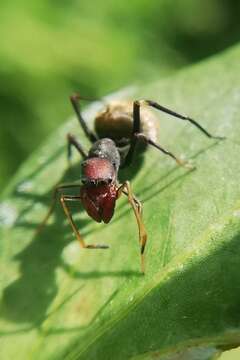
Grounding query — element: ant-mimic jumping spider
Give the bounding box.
[37,94,224,273]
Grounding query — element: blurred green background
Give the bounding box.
[1,0,240,191]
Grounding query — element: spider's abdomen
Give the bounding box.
[95,101,158,142]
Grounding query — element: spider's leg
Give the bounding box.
[118,181,147,273]
[70,93,98,143]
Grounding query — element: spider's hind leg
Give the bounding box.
[70,93,98,143]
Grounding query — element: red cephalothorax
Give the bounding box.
[80,183,118,223]
[81,157,116,184]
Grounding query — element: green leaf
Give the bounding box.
[1,44,240,360]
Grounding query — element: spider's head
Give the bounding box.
[80,157,118,223]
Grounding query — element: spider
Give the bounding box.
[37,94,224,273]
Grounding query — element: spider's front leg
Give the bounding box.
[36,184,109,249]
[60,195,109,249]
[118,181,147,274]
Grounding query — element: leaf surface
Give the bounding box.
[1,45,240,360]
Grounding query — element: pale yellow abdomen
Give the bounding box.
[94,101,159,142]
